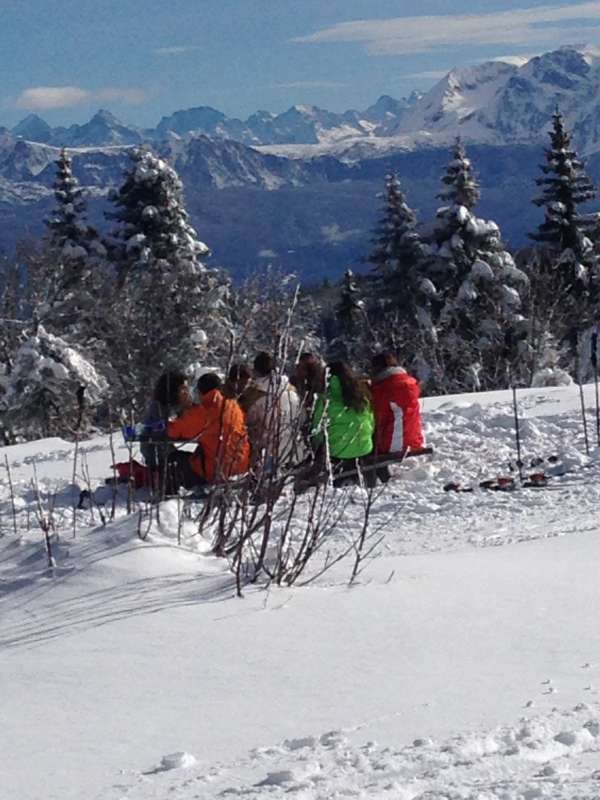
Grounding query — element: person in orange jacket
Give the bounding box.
[168,372,250,484]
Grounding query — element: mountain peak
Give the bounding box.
[156,106,227,136]
[90,109,122,126]
[288,104,318,116]
[12,113,53,142]
[14,112,48,127]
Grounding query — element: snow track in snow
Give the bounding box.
[100,704,600,799]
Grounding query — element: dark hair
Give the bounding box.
[153,370,188,408]
[328,360,371,412]
[197,372,222,394]
[371,351,398,374]
[253,351,275,378]
[227,363,251,385]
[295,352,325,394]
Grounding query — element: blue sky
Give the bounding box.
[4,0,600,127]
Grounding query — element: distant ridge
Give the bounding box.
[8,45,600,156]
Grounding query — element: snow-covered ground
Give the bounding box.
[3,383,600,799]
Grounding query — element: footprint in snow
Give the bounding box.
[257,770,295,787]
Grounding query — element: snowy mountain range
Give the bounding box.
[7,45,600,155]
[4,44,600,281]
[6,93,422,151]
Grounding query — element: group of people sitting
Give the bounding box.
[139,350,424,493]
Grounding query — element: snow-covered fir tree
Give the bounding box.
[0,257,25,378]
[1,324,107,440]
[107,147,231,408]
[438,138,481,211]
[41,148,107,335]
[428,139,529,391]
[366,173,437,379]
[528,111,599,372]
[530,111,597,259]
[318,269,369,363]
[325,269,370,361]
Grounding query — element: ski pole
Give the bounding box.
[592,331,600,448]
[578,381,590,456]
[505,330,524,483]
[575,343,590,456]
[511,383,524,484]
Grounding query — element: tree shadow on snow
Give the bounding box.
[0,568,236,650]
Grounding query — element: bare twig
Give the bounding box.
[3,454,18,538]
[31,460,56,570]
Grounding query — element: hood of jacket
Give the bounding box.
[199,388,224,408]
[252,373,291,393]
[372,366,407,384]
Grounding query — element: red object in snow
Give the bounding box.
[113,460,154,489]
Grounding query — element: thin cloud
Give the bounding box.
[15,86,90,110]
[154,45,200,56]
[15,85,148,110]
[294,1,600,55]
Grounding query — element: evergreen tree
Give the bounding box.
[41,148,106,334]
[530,111,596,257]
[366,173,437,378]
[326,269,369,362]
[107,147,229,408]
[1,325,107,440]
[429,141,529,391]
[438,138,481,210]
[0,256,26,379]
[368,173,421,276]
[528,111,599,368]
[337,269,366,332]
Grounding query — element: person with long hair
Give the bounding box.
[140,370,191,471]
[311,360,375,485]
[292,352,326,415]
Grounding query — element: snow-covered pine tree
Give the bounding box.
[106,147,230,408]
[530,111,596,259]
[528,110,599,374]
[429,139,529,391]
[1,324,107,440]
[320,269,370,364]
[439,137,481,211]
[41,148,107,336]
[0,257,25,379]
[366,173,437,379]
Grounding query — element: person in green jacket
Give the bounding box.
[311,360,375,486]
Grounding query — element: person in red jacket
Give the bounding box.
[370,352,424,482]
